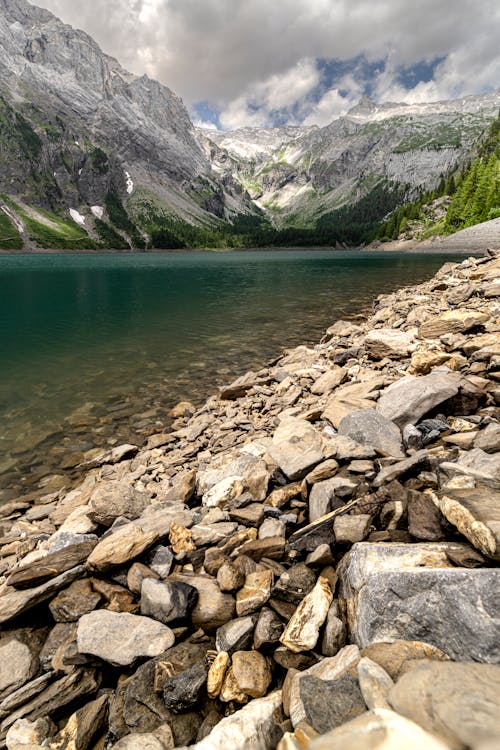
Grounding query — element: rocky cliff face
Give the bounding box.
[201,92,500,227]
[0,0,255,236]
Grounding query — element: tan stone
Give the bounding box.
[169,524,196,555]
[207,652,230,699]
[236,570,273,616]
[419,309,490,338]
[232,651,272,698]
[280,577,333,653]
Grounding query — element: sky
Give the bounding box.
[35,0,500,131]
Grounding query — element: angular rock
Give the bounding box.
[197,452,270,502]
[307,708,451,750]
[310,367,346,395]
[163,660,208,713]
[365,328,416,360]
[474,422,500,453]
[339,409,404,458]
[389,661,500,750]
[127,562,159,596]
[429,487,500,559]
[440,448,500,489]
[419,309,490,338]
[202,477,244,509]
[300,673,366,734]
[147,546,174,579]
[7,540,96,589]
[141,579,198,626]
[49,694,108,750]
[216,617,255,654]
[236,570,273,617]
[360,640,450,681]
[373,449,430,488]
[0,635,39,700]
[0,566,85,626]
[377,372,462,428]
[308,478,349,523]
[280,577,333,653]
[217,563,245,593]
[77,611,175,667]
[229,504,265,527]
[268,418,325,480]
[86,506,193,572]
[5,717,55,748]
[334,514,372,543]
[89,481,150,526]
[48,579,102,622]
[175,574,235,632]
[289,645,360,728]
[232,651,272,699]
[186,691,283,750]
[407,490,444,541]
[357,657,394,710]
[258,518,286,540]
[321,601,346,657]
[254,608,284,650]
[338,542,500,662]
[207,652,230,699]
[272,564,316,605]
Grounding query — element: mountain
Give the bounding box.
[0,0,499,250]
[201,91,500,229]
[0,0,256,249]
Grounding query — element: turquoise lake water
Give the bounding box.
[0,249,465,495]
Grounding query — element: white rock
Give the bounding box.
[280,576,333,653]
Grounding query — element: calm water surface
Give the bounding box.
[0,250,465,494]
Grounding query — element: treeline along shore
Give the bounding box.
[0,251,499,750]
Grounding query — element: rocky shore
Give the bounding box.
[0,251,499,750]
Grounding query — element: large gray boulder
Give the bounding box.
[338,542,500,662]
[377,372,462,428]
[268,418,325,480]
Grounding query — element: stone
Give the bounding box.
[280,577,333,653]
[127,562,159,596]
[429,488,500,559]
[169,524,196,556]
[308,478,352,523]
[48,579,101,622]
[258,518,286,540]
[0,566,85,625]
[475,423,500,453]
[254,608,284,650]
[373,449,430,488]
[339,409,404,458]
[299,673,366,734]
[232,651,272,698]
[338,542,500,662]
[357,657,394,710]
[268,418,325,480]
[86,506,193,572]
[407,490,444,541]
[272,564,316,605]
[0,636,39,700]
[310,367,346,395]
[307,708,451,750]
[217,563,245,592]
[360,640,450,681]
[377,372,463,428]
[306,545,335,567]
[186,691,283,750]
[49,694,108,750]
[89,481,150,526]
[175,574,235,632]
[7,541,96,589]
[334,514,372,543]
[141,579,198,626]
[191,521,238,547]
[289,645,360,728]
[410,350,450,375]
[236,570,273,617]
[91,578,136,613]
[1,669,101,735]
[163,660,208,713]
[202,477,245,509]
[229,504,265,527]
[321,601,346,657]
[169,401,195,419]
[76,611,175,667]
[147,546,174,579]
[197,452,270,502]
[389,662,500,750]
[219,666,249,704]
[440,448,500,489]
[6,717,55,748]
[365,328,416,360]
[207,652,230,699]
[216,617,256,654]
[232,537,286,562]
[419,309,490,338]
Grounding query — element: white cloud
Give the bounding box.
[34,0,500,128]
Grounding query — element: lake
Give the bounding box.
[0,249,466,497]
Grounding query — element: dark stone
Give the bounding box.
[215,616,255,654]
[272,564,316,605]
[273,647,319,671]
[163,660,208,714]
[254,608,284,650]
[407,490,444,541]
[141,580,198,626]
[301,674,366,734]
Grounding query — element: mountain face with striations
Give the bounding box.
[0,0,499,249]
[201,91,500,229]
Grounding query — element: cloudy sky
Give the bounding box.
[36,0,500,130]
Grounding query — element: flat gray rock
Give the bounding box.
[430,487,500,560]
[377,372,462,428]
[268,418,325,480]
[77,611,175,666]
[338,542,500,663]
[389,661,500,749]
[339,409,404,458]
[0,566,85,625]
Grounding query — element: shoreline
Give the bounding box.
[0,251,498,749]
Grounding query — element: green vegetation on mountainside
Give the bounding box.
[0,210,23,250]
